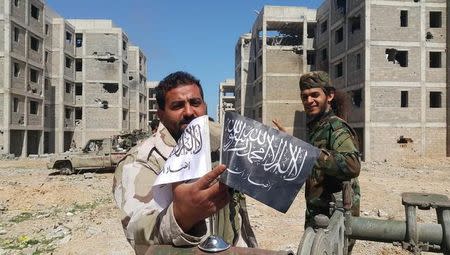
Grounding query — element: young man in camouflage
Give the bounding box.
[298,71,361,229]
[113,71,256,254]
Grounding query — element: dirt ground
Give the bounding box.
[0,157,449,255]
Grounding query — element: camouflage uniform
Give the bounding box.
[113,122,257,254]
[304,110,361,227]
[299,71,361,228]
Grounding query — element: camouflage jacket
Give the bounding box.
[113,122,257,254]
[305,110,361,225]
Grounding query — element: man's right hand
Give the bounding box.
[172,164,230,232]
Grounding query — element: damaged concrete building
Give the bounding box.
[0,1,148,157]
[316,0,447,161]
[146,81,158,123]
[235,6,317,139]
[235,2,448,161]
[128,46,148,131]
[217,79,235,123]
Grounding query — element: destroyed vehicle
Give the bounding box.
[47,138,128,175]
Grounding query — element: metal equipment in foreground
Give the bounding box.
[146,185,450,255]
[297,182,450,255]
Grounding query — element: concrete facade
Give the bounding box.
[316,0,447,161]
[128,46,148,131]
[217,79,235,123]
[0,1,148,156]
[146,81,158,123]
[0,0,46,156]
[235,6,317,140]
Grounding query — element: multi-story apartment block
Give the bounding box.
[316,0,447,161]
[447,4,449,156]
[128,45,148,131]
[1,0,46,156]
[146,81,158,123]
[66,19,134,149]
[44,8,76,153]
[217,79,235,123]
[1,1,148,156]
[236,6,317,139]
[234,33,252,117]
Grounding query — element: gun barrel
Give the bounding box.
[350,217,443,245]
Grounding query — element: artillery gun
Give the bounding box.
[146,184,450,255]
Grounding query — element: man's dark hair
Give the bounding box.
[324,87,351,121]
[150,119,159,132]
[156,71,204,109]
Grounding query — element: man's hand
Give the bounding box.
[272,119,287,133]
[172,164,230,232]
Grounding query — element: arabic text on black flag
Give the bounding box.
[220,112,320,213]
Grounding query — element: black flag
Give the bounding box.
[220,112,320,213]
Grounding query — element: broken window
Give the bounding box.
[335,62,343,78]
[122,110,128,121]
[14,0,19,7]
[75,59,82,71]
[401,91,408,107]
[321,20,328,33]
[335,27,344,44]
[429,11,442,28]
[123,86,128,97]
[322,48,328,61]
[103,83,118,93]
[122,40,127,51]
[429,52,442,68]
[65,108,71,119]
[31,4,39,20]
[352,89,362,107]
[397,136,413,144]
[123,64,127,74]
[30,101,38,115]
[45,24,49,35]
[429,91,442,108]
[426,32,433,40]
[336,0,346,14]
[13,98,19,112]
[65,57,72,68]
[75,107,82,120]
[400,10,408,27]
[65,83,71,93]
[65,31,72,44]
[45,51,48,63]
[75,83,82,96]
[30,36,39,51]
[307,51,315,66]
[76,33,83,47]
[14,27,19,42]
[356,53,362,69]
[30,68,38,82]
[385,49,408,67]
[13,63,20,77]
[350,15,361,33]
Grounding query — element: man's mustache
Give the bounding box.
[179,117,195,126]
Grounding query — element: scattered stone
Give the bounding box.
[0,229,6,235]
[84,173,94,179]
[47,224,71,239]
[66,212,74,216]
[377,209,388,218]
[0,203,7,212]
[57,235,72,245]
[86,226,99,237]
[362,210,370,216]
